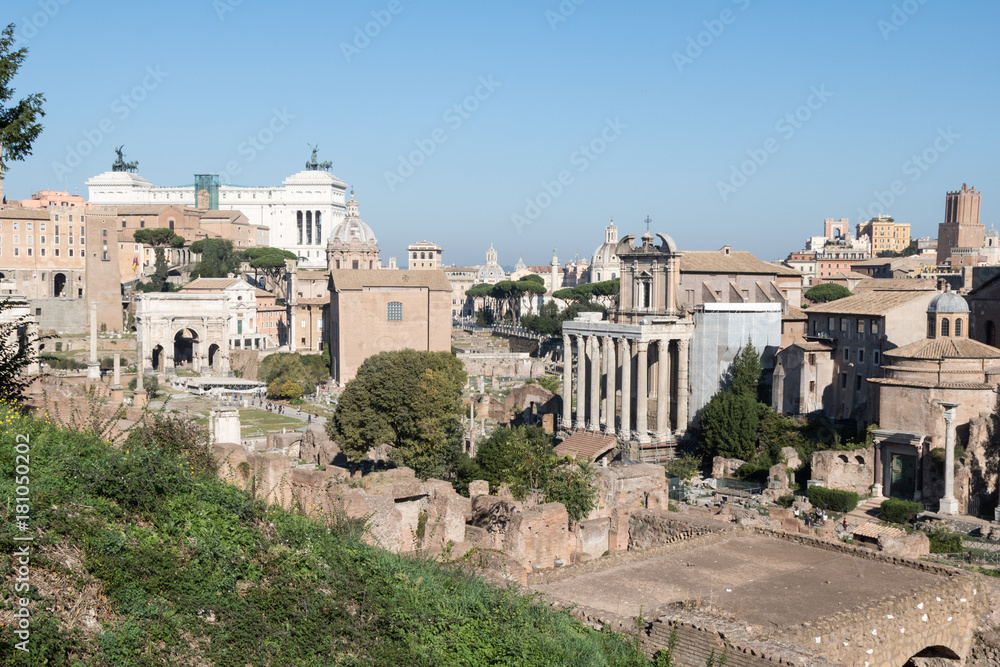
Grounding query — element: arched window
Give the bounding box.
[421,252,426,259]
[987,321,996,347]
[955,318,963,337]
[940,318,950,337]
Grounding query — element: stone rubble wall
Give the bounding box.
[809,446,874,495]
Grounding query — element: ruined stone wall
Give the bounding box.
[627,509,730,550]
[809,446,873,495]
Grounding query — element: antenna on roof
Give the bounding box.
[644,215,652,233]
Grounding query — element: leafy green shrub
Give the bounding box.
[804,283,852,303]
[664,454,701,480]
[806,485,859,513]
[776,494,795,508]
[127,374,159,397]
[880,498,922,524]
[927,527,964,554]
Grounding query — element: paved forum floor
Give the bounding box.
[532,535,942,629]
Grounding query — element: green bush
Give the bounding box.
[127,375,159,398]
[880,498,922,524]
[804,283,852,303]
[927,527,964,554]
[776,494,795,508]
[806,485,859,513]
[664,454,701,480]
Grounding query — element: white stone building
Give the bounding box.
[86,157,349,269]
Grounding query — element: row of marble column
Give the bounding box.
[561,334,689,442]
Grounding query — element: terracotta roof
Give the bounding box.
[869,377,996,390]
[0,208,50,220]
[854,278,936,292]
[852,522,905,540]
[329,269,452,291]
[182,277,243,290]
[884,337,1000,360]
[681,250,801,276]
[790,341,835,352]
[295,297,328,305]
[784,306,807,321]
[554,430,618,462]
[804,290,932,316]
[444,267,479,273]
[296,270,329,281]
[822,271,869,280]
[199,210,244,221]
[254,288,275,298]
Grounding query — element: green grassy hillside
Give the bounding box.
[0,406,650,666]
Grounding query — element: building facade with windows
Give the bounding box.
[857,215,911,255]
[326,270,452,384]
[773,287,938,424]
[408,241,442,270]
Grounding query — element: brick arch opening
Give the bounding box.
[903,644,961,666]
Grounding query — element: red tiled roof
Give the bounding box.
[554,430,617,462]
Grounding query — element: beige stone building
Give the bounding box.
[326,192,380,270]
[678,246,803,312]
[857,214,911,255]
[327,270,452,384]
[773,287,938,423]
[0,205,122,332]
[407,240,442,270]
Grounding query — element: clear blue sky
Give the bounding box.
[4,0,999,267]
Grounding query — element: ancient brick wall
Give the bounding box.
[810,446,873,495]
[627,509,731,550]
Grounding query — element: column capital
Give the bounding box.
[636,340,649,351]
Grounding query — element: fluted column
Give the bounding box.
[636,341,649,443]
[562,333,572,429]
[588,336,600,431]
[656,339,670,440]
[676,338,690,434]
[88,301,100,379]
[939,402,960,514]
[603,336,616,435]
[574,335,586,430]
[620,339,631,440]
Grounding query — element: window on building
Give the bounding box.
[841,372,847,388]
[26,223,32,231]
[858,348,865,364]
[139,219,145,228]
[987,321,996,347]
[871,319,879,335]
[828,317,835,331]
[352,260,359,269]
[69,249,73,257]
[955,319,963,337]
[27,248,32,256]
[840,318,849,332]
[387,301,403,321]
[40,223,46,231]
[122,220,127,229]
[40,249,45,256]
[13,235,18,244]
[855,374,863,391]
[941,318,950,337]
[55,249,59,257]
[13,248,17,256]
[857,319,865,335]
[843,347,850,362]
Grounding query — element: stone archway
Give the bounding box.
[151,345,164,371]
[173,328,199,371]
[903,645,962,666]
[208,343,220,369]
[53,272,67,298]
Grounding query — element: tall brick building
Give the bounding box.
[937,183,984,267]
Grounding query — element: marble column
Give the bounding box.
[620,339,631,440]
[87,302,100,379]
[636,341,649,443]
[110,353,124,403]
[655,339,671,440]
[676,338,690,434]
[939,402,960,515]
[574,335,586,430]
[603,336,615,435]
[588,336,600,430]
[872,441,884,498]
[562,334,572,429]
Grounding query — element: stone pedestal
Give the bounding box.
[110,386,124,403]
[871,483,884,499]
[133,390,147,408]
[994,505,1000,524]
[938,497,960,515]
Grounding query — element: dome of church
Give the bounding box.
[476,243,507,283]
[927,291,969,314]
[329,192,377,246]
[590,220,621,282]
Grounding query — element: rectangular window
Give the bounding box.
[27,248,32,256]
[840,318,849,332]
[858,349,865,364]
[40,236,45,244]
[843,348,850,362]
[69,249,73,257]
[54,225,59,235]
[68,215,73,222]
[27,235,32,244]
[13,248,18,256]
[40,223,46,231]
[871,319,879,335]
[387,301,403,321]
[855,375,863,391]
[55,236,60,244]
[55,249,59,257]
[873,350,880,366]
[13,235,18,244]
[841,372,847,388]
[12,223,17,231]
[40,249,45,256]
[857,319,865,334]
[828,317,835,331]
[26,223,32,231]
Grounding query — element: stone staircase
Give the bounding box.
[844,497,883,529]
